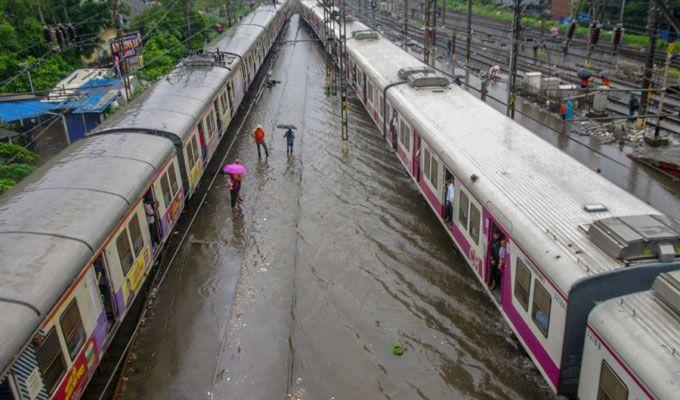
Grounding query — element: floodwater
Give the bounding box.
[118,15,553,400]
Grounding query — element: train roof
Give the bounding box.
[207,4,281,56]
[302,0,673,296]
[588,282,680,399]
[97,65,230,142]
[0,133,173,375]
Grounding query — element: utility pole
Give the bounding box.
[37,0,45,25]
[226,0,234,26]
[612,0,625,56]
[111,0,131,100]
[340,0,349,142]
[423,0,436,66]
[49,0,58,24]
[403,0,408,49]
[506,0,522,119]
[655,42,675,137]
[639,4,659,119]
[184,0,191,40]
[465,0,471,66]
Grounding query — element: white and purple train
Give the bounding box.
[300,1,680,398]
[0,2,293,399]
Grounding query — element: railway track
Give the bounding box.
[350,3,680,134]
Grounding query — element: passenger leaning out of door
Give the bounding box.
[489,231,503,290]
[443,176,454,223]
[144,195,160,245]
[252,124,269,158]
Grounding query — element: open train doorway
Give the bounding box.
[486,223,506,304]
[143,190,161,251]
[93,255,116,328]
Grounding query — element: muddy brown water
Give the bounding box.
[118,15,676,400]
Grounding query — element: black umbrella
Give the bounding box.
[577,68,592,79]
[277,124,298,130]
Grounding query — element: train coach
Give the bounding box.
[0,1,292,399]
[300,1,680,398]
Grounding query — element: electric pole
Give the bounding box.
[111,0,131,100]
[184,0,191,40]
[465,0,471,66]
[340,0,349,142]
[639,4,659,119]
[403,0,408,49]
[49,0,58,24]
[506,0,522,119]
[612,0,625,56]
[226,0,234,26]
[424,0,437,66]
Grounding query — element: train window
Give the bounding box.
[198,120,205,139]
[378,95,384,117]
[35,327,66,394]
[367,81,373,104]
[514,259,531,311]
[209,109,217,133]
[597,361,628,400]
[168,165,179,195]
[531,280,551,337]
[116,228,134,275]
[128,214,144,256]
[203,116,212,138]
[469,204,480,244]
[192,135,200,164]
[186,142,195,168]
[422,147,439,187]
[160,172,172,207]
[458,191,469,229]
[399,120,411,152]
[59,298,85,360]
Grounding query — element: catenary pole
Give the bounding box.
[506,0,521,119]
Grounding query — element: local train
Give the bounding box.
[299,1,680,398]
[0,1,292,399]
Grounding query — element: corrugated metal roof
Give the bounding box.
[0,100,59,122]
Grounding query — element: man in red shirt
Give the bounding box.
[251,124,269,158]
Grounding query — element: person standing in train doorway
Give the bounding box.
[252,124,269,158]
[443,176,454,223]
[283,128,295,156]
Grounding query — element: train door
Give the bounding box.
[485,222,506,304]
[143,190,161,250]
[93,255,117,327]
[227,82,235,116]
[213,98,223,133]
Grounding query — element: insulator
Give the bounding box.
[593,25,601,46]
[589,23,601,46]
[566,22,576,40]
[67,24,77,42]
[43,26,52,43]
[55,25,65,47]
[612,25,623,47]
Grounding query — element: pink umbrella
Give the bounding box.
[223,163,248,174]
[489,64,500,73]
[550,27,560,36]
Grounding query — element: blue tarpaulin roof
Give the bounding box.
[60,78,122,114]
[0,77,122,123]
[0,100,60,123]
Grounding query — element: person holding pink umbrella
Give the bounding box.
[223,159,248,212]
